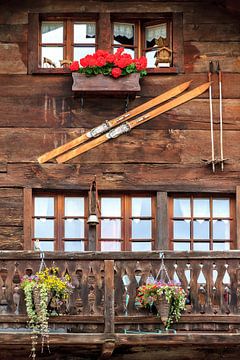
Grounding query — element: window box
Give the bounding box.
[71,72,141,94]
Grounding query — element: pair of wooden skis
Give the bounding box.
[208,60,224,172]
[38,80,210,164]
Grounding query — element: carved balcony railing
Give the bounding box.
[0,251,239,334]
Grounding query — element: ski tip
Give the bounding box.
[199,81,211,93]
[180,80,192,91]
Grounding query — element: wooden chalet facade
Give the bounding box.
[0,0,240,359]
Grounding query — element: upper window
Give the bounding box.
[169,195,235,251]
[28,13,183,74]
[40,19,96,69]
[113,19,172,67]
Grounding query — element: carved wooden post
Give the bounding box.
[104,260,115,334]
[101,260,115,359]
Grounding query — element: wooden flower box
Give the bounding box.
[72,72,141,95]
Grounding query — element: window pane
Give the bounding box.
[193,220,210,239]
[101,241,121,251]
[101,219,121,239]
[213,242,230,251]
[132,197,151,217]
[173,242,190,251]
[74,23,96,44]
[41,22,63,43]
[173,198,191,218]
[132,219,151,239]
[65,197,84,217]
[145,23,167,48]
[101,198,121,217]
[64,219,84,238]
[132,242,152,251]
[74,46,96,61]
[41,47,63,68]
[193,242,210,251]
[64,241,85,251]
[35,241,54,251]
[34,197,54,217]
[213,220,230,240]
[213,199,230,217]
[34,219,54,238]
[173,220,190,239]
[114,23,134,46]
[193,199,210,217]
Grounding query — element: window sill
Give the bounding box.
[30,68,71,75]
[147,67,178,74]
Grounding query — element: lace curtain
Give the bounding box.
[114,23,134,39]
[145,23,167,41]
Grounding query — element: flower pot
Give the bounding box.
[72,73,141,94]
[154,295,170,327]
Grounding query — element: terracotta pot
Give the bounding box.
[154,295,170,327]
[72,72,141,94]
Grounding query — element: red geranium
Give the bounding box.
[69,61,79,71]
[96,56,107,67]
[111,67,122,78]
[70,48,147,78]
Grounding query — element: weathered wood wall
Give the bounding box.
[0,0,239,250]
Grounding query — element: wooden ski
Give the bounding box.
[37,80,191,164]
[56,82,210,163]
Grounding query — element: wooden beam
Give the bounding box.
[23,188,32,250]
[28,13,39,74]
[172,12,184,73]
[99,340,116,360]
[104,260,115,334]
[98,13,111,52]
[236,186,240,249]
[156,192,169,250]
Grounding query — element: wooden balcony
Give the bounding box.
[0,251,240,358]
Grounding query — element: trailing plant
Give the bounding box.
[136,280,186,329]
[21,267,74,359]
[69,47,147,78]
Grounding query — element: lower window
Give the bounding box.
[169,195,235,251]
[33,193,88,251]
[98,194,156,251]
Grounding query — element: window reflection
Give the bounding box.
[41,22,63,43]
[193,199,210,217]
[132,197,151,217]
[193,220,209,239]
[101,241,121,251]
[34,219,54,238]
[132,219,151,239]
[173,242,190,251]
[173,198,190,217]
[213,220,230,240]
[132,242,152,251]
[101,198,121,217]
[101,219,121,239]
[212,199,230,217]
[173,220,190,239]
[64,241,84,252]
[64,219,84,239]
[34,197,54,217]
[65,197,84,217]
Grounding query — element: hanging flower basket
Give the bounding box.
[21,267,74,359]
[154,293,171,327]
[136,281,186,329]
